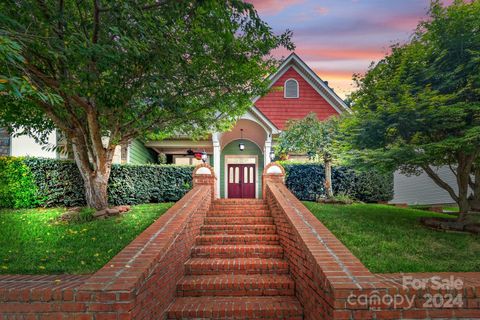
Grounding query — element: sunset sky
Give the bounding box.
[248,0,453,98]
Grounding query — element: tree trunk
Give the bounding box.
[71,138,114,210]
[324,156,333,199]
[456,155,474,220]
[469,165,480,211]
[83,172,109,210]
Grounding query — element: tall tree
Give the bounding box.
[0,0,293,209]
[277,113,341,198]
[344,0,480,217]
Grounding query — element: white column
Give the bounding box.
[212,132,221,198]
[264,135,272,167]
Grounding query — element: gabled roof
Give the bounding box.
[252,52,352,115]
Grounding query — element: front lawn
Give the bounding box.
[303,202,480,273]
[0,203,173,274]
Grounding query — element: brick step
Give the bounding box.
[185,258,289,275]
[213,199,266,205]
[207,209,271,217]
[167,296,303,319]
[210,204,269,210]
[176,274,295,297]
[204,216,274,225]
[191,245,284,259]
[201,224,277,235]
[196,234,280,245]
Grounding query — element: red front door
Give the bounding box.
[227,164,256,198]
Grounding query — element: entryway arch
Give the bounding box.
[221,139,264,198]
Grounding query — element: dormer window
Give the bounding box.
[284,79,299,98]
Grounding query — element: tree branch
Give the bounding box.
[421,164,459,202]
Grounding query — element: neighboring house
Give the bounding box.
[391,168,458,205]
[0,129,156,165]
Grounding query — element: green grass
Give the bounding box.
[303,202,480,273]
[0,203,173,274]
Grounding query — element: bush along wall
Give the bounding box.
[281,162,393,202]
[1,157,193,208]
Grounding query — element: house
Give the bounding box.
[144,53,350,198]
[0,53,349,199]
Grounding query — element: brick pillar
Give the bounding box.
[192,163,217,201]
[262,162,286,197]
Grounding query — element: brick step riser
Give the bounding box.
[196,239,280,245]
[204,218,274,225]
[191,251,284,259]
[213,200,266,205]
[177,288,295,297]
[201,225,277,235]
[210,205,269,211]
[207,211,271,217]
[185,264,289,276]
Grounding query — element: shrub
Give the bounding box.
[0,157,39,208]
[0,157,193,208]
[281,162,393,202]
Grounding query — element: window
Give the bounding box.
[173,156,204,165]
[284,79,299,98]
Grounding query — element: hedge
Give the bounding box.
[281,162,393,202]
[0,157,193,208]
[0,157,392,208]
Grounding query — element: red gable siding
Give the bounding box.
[255,67,339,130]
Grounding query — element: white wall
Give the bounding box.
[10,131,57,158]
[391,166,458,205]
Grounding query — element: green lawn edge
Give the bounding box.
[0,203,173,275]
[303,202,480,273]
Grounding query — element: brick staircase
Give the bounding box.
[167,199,304,319]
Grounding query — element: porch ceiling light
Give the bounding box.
[201,151,208,163]
[239,129,245,151]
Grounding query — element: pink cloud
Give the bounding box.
[246,0,305,15]
[315,6,329,15]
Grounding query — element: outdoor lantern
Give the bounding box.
[269,150,275,161]
[239,129,245,151]
[201,151,208,163]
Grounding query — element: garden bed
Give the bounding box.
[303,202,480,273]
[0,203,172,274]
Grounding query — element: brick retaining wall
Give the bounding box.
[264,179,480,320]
[0,180,213,318]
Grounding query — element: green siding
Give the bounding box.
[129,139,157,164]
[220,140,264,198]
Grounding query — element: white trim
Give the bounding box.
[290,65,343,115]
[224,154,259,199]
[284,78,299,99]
[212,132,221,198]
[244,108,280,134]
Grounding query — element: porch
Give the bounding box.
[145,109,279,199]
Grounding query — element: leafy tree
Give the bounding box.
[277,113,341,198]
[344,0,480,217]
[0,0,293,209]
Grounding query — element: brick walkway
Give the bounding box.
[167,199,304,319]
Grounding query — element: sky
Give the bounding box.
[247,0,453,98]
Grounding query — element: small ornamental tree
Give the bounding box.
[277,113,341,198]
[344,0,480,217]
[0,0,293,210]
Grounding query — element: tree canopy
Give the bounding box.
[0,0,293,209]
[344,0,480,215]
[277,113,341,198]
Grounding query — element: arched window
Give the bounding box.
[284,79,299,98]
